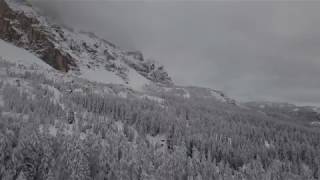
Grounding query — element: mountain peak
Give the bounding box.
[0,0,173,88]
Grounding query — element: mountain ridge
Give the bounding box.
[0,0,173,86]
[5,0,320,112]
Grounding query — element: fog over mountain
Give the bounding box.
[30,0,320,106]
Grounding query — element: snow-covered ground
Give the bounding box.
[0,39,150,92]
[0,40,52,69]
[79,65,150,92]
[126,68,150,91]
[79,67,124,86]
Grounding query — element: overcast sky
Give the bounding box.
[30,1,320,106]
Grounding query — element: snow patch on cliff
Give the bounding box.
[0,39,51,69]
[79,67,124,86]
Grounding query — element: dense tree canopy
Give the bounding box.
[0,60,319,180]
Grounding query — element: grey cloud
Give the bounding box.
[30,1,320,106]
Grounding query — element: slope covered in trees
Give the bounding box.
[0,56,320,180]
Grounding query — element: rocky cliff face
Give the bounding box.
[0,0,76,72]
[0,0,173,85]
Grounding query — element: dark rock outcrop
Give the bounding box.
[0,0,76,72]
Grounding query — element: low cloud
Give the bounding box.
[31,1,320,106]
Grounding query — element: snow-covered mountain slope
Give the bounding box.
[0,0,241,99]
[3,34,319,130]
[0,0,172,91]
[0,36,237,110]
[0,39,50,69]
[0,39,144,97]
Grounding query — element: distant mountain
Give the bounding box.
[245,101,320,126]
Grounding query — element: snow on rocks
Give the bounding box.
[5,0,41,19]
[0,40,52,69]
